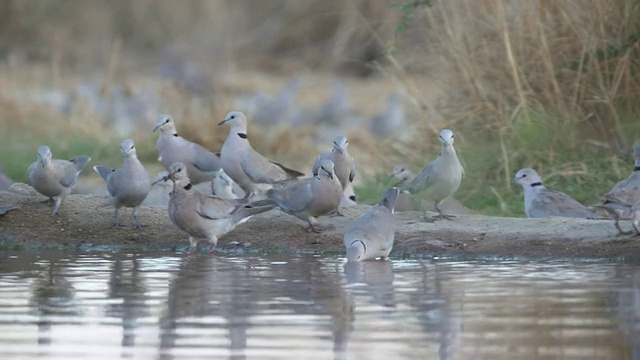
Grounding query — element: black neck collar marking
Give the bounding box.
[634,166,640,171]
[184,183,192,190]
[350,239,366,254]
[530,182,543,187]
[237,133,248,139]
[173,133,179,137]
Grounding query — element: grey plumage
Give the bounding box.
[93,139,151,229]
[512,168,597,219]
[218,111,304,199]
[312,135,356,190]
[595,140,640,233]
[27,146,91,215]
[389,164,421,211]
[163,162,275,254]
[211,169,239,199]
[0,205,17,216]
[153,114,222,184]
[267,159,342,232]
[403,129,464,221]
[312,135,356,215]
[344,187,399,262]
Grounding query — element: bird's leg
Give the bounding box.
[132,208,147,229]
[41,197,54,204]
[306,217,323,233]
[208,237,218,255]
[306,217,334,233]
[434,201,456,221]
[614,217,633,236]
[188,237,198,254]
[112,208,126,228]
[329,207,345,217]
[51,196,62,215]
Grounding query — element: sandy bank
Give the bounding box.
[0,184,638,259]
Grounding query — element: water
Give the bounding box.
[0,252,638,360]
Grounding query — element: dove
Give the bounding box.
[266,159,342,233]
[93,139,151,228]
[160,162,275,254]
[153,114,222,184]
[600,140,640,224]
[512,168,598,219]
[312,135,356,215]
[403,129,464,221]
[218,111,304,199]
[344,187,399,262]
[211,169,239,199]
[27,146,91,215]
[388,164,421,211]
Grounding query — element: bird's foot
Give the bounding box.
[132,221,147,229]
[329,208,345,217]
[423,213,456,222]
[112,222,127,229]
[306,223,334,233]
[209,245,217,255]
[188,246,197,255]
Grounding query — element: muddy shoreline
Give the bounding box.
[1,184,639,260]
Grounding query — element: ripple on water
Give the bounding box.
[0,251,637,359]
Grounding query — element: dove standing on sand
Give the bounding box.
[158,162,275,254]
[512,168,597,219]
[153,114,222,184]
[344,187,399,262]
[218,111,304,199]
[597,140,640,233]
[312,135,356,215]
[403,129,464,221]
[93,139,151,228]
[27,146,91,215]
[267,159,343,233]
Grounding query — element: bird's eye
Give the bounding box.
[522,174,527,177]
[130,145,134,150]
[165,119,169,124]
[231,115,235,119]
[178,168,182,172]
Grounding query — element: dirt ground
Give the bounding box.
[1,184,639,259]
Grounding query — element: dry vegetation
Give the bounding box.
[0,0,639,216]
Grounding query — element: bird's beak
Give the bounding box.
[151,177,166,186]
[151,173,171,186]
[510,178,517,184]
[333,142,344,154]
[152,124,163,132]
[218,118,230,126]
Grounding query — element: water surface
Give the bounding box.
[0,251,638,359]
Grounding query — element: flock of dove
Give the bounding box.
[6,109,640,261]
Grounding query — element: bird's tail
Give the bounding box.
[93,166,115,182]
[231,202,276,223]
[71,156,92,173]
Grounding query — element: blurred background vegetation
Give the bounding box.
[0,0,639,216]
